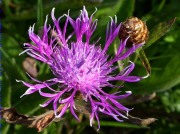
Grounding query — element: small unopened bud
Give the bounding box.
[119,17,149,46]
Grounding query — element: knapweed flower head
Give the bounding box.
[18,6,146,129]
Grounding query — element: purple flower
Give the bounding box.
[18,6,145,129]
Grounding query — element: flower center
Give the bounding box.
[51,42,107,90]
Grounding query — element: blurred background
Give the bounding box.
[1,0,180,134]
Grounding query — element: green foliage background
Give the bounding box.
[1,0,180,134]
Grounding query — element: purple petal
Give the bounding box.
[56,103,69,118]
[40,97,55,107]
[70,103,79,121]
[39,89,58,97]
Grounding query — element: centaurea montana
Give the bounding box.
[18,6,146,129]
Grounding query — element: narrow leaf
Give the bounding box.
[37,0,43,28]
[98,121,147,128]
[144,17,176,49]
[138,48,151,75]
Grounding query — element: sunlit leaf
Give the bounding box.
[144,17,176,49]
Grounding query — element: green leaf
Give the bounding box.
[37,0,43,28]
[1,34,44,114]
[2,72,11,107]
[94,0,135,26]
[160,89,180,113]
[128,54,180,94]
[116,0,135,22]
[2,122,10,134]
[144,18,176,49]
[1,34,28,81]
[3,0,12,16]
[137,48,151,75]
[98,121,147,129]
[1,73,11,134]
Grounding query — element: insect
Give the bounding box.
[119,17,149,46]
